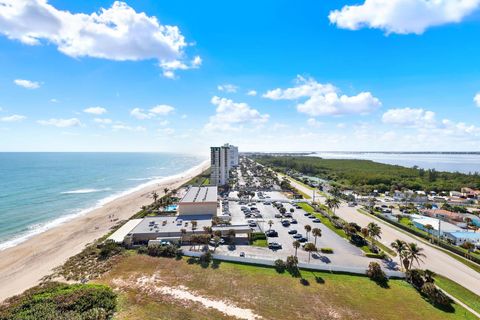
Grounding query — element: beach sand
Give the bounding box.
[0,160,210,302]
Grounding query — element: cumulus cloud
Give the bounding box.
[217,84,238,93]
[159,55,202,78]
[205,96,269,131]
[0,1,199,77]
[263,76,381,116]
[130,104,175,120]
[247,90,257,96]
[474,93,480,107]
[329,0,480,35]
[83,106,107,115]
[38,118,81,127]
[382,107,436,127]
[14,79,40,89]
[0,114,26,122]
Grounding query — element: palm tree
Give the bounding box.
[171,189,178,197]
[391,239,407,270]
[304,243,317,263]
[268,220,274,231]
[325,197,340,215]
[191,220,198,234]
[152,191,159,203]
[203,226,212,235]
[212,236,221,253]
[367,222,382,247]
[163,187,170,195]
[368,197,376,213]
[406,242,426,269]
[312,228,322,246]
[304,225,312,241]
[180,228,187,245]
[293,240,300,258]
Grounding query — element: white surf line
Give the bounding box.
[114,275,262,320]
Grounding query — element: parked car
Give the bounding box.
[239,252,245,257]
[282,220,291,227]
[249,222,257,227]
[291,219,298,224]
[304,212,311,216]
[293,233,303,239]
[298,237,308,243]
[313,218,321,223]
[265,230,278,237]
[288,229,297,234]
[268,242,282,250]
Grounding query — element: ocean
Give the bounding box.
[314,152,480,174]
[0,153,206,251]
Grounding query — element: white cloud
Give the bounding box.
[307,118,323,127]
[149,104,174,116]
[158,127,175,135]
[217,84,238,93]
[264,76,381,116]
[50,98,58,103]
[112,124,146,132]
[83,106,107,115]
[130,104,175,120]
[38,118,81,127]
[1,114,26,122]
[382,107,436,127]
[14,79,40,89]
[159,120,170,126]
[159,56,202,78]
[247,90,257,96]
[205,96,269,131]
[0,1,199,75]
[474,93,480,107]
[329,0,480,35]
[93,118,112,124]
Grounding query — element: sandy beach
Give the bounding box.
[0,160,210,302]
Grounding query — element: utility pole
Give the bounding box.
[313,189,316,204]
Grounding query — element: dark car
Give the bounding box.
[293,233,303,239]
[291,219,298,224]
[308,215,315,219]
[288,229,297,234]
[313,218,321,223]
[282,220,291,227]
[304,212,311,216]
[265,230,278,237]
[298,237,308,243]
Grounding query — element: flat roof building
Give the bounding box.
[178,186,218,216]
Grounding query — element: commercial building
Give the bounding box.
[210,143,239,185]
[178,186,218,216]
[445,232,480,247]
[410,214,463,237]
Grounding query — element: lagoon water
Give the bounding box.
[0,153,205,250]
[314,152,480,174]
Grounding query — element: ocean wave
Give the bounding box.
[0,159,209,252]
[127,176,163,181]
[61,188,111,194]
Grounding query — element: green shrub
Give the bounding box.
[147,244,178,258]
[421,282,451,307]
[365,252,385,259]
[98,240,123,260]
[0,282,116,320]
[366,262,388,287]
[137,246,148,255]
[274,259,286,273]
[320,248,334,254]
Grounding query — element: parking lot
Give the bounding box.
[215,191,387,269]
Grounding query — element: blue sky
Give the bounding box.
[1,0,480,154]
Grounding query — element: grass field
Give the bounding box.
[434,275,480,314]
[96,254,476,320]
[252,239,268,247]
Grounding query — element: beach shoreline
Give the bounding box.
[0,160,210,302]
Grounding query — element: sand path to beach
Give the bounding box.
[0,160,209,301]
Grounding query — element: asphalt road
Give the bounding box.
[288,177,480,296]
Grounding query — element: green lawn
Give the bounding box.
[97,254,478,320]
[435,275,480,314]
[252,239,268,247]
